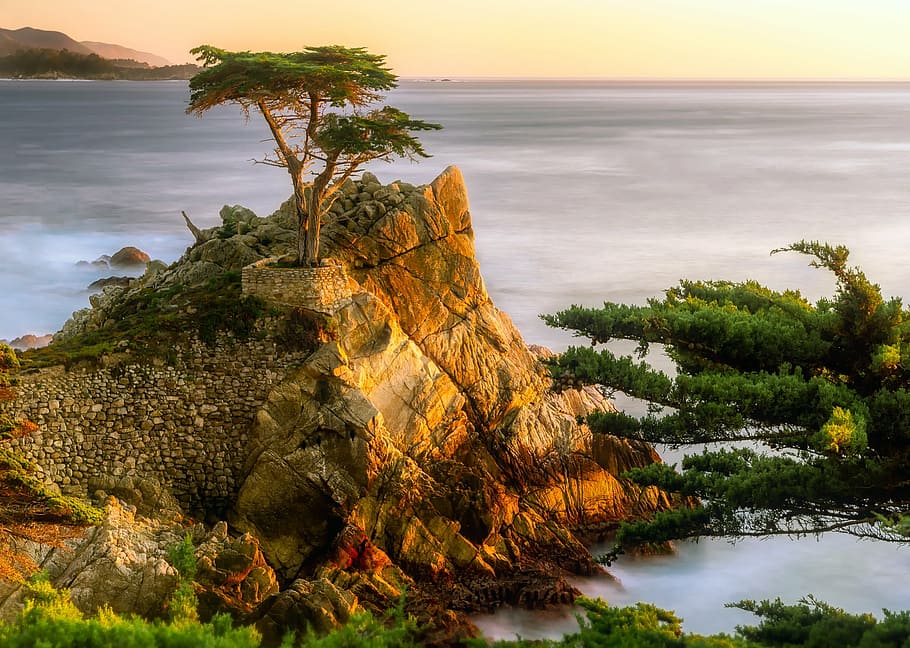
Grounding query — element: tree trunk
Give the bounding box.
[303,201,321,266]
[290,171,309,266]
[295,192,307,265]
[304,168,334,266]
[181,211,206,246]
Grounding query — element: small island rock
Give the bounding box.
[110,246,151,268]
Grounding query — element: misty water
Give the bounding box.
[3,79,910,637]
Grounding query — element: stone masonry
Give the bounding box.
[10,336,310,515]
[241,259,352,314]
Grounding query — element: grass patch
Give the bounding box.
[22,272,268,369]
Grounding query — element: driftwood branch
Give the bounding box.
[182,211,206,245]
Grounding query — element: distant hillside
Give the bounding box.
[0,26,92,56]
[81,41,171,67]
[0,49,198,80]
[0,27,171,67]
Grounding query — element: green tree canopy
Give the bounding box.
[544,241,910,557]
[187,45,441,266]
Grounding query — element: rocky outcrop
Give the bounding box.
[9,167,675,639]
[1,334,53,351]
[88,276,132,291]
[0,498,278,621]
[230,167,672,626]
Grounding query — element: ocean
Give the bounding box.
[2,78,910,636]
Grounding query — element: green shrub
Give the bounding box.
[0,344,18,372]
[167,534,199,624]
[276,307,334,353]
[0,573,260,648]
[218,217,239,239]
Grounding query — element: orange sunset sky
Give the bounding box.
[4,0,910,78]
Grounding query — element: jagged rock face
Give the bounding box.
[232,167,672,618]
[326,167,547,430]
[22,167,674,637]
[0,500,180,619]
[0,499,278,622]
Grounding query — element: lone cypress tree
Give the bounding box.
[545,241,910,558]
[187,45,441,266]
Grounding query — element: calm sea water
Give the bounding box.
[3,79,910,636]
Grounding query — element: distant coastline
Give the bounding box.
[0,48,198,80]
[401,76,910,85]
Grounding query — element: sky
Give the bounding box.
[3,0,910,78]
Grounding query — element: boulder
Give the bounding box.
[88,276,132,291]
[194,521,280,618]
[191,237,264,271]
[110,246,151,268]
[252,577,356,644]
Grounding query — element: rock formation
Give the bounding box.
[1,334,53,351]
[109,246,151,268]
[7,167,674,642]
[0,496,278,623]
[232,166,672,629]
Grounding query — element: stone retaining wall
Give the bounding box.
[9,336,309,514]
[241,259,352,313]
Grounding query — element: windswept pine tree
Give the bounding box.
[545,241,910,557]
[187,45,441,266]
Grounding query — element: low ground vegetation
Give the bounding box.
[22,272,268,368]
[5,574,910,647]
[0,342,103,582]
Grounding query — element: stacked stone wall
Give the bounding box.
[241,259,352,313]
[8,337,310,514]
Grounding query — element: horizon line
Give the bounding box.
[398,75,910,83]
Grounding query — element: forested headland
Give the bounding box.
[0,48,198,80]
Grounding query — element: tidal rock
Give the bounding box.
[110,246,151,268]
[88,276,133,291]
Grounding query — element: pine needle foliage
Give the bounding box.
[477,595,910,647]
[545,242,910,551]
[187,45,441,266]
